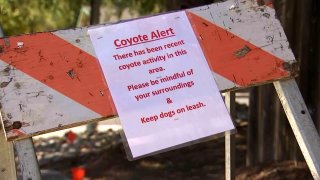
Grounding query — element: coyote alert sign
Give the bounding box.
[88,11,234,158]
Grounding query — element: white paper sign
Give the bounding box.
[88,11,235,159]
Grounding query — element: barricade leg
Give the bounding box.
[274,79,320,179]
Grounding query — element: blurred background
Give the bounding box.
[0,0,319,179]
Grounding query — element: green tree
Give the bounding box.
[0,0,82,36]
[103,0,213,18]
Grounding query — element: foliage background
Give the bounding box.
[0,0,319,178]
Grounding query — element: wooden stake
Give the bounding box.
[225,92,236,180]
[0,126,17,180]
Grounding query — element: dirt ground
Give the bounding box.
[32,122,312,180]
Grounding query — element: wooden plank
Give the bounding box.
[14,138,41,180]
[225,92,235,180]
[274,79,320,179]
[0,125,17,180]
[0,0,297,140]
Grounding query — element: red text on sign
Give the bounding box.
[113,28,175,49]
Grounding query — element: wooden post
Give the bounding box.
[273,98,282,161]
[258,85,278,163]
[0,26,17,180]
[86,0,102,135]
[274,79,320,179]
[225,92,235,180]
[318,32,320,133]
[257,86,265,163]
[247,88,258,166]
[14,138,41,180]
[0,126,17,180]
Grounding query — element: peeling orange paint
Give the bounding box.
[186,11,289,86]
